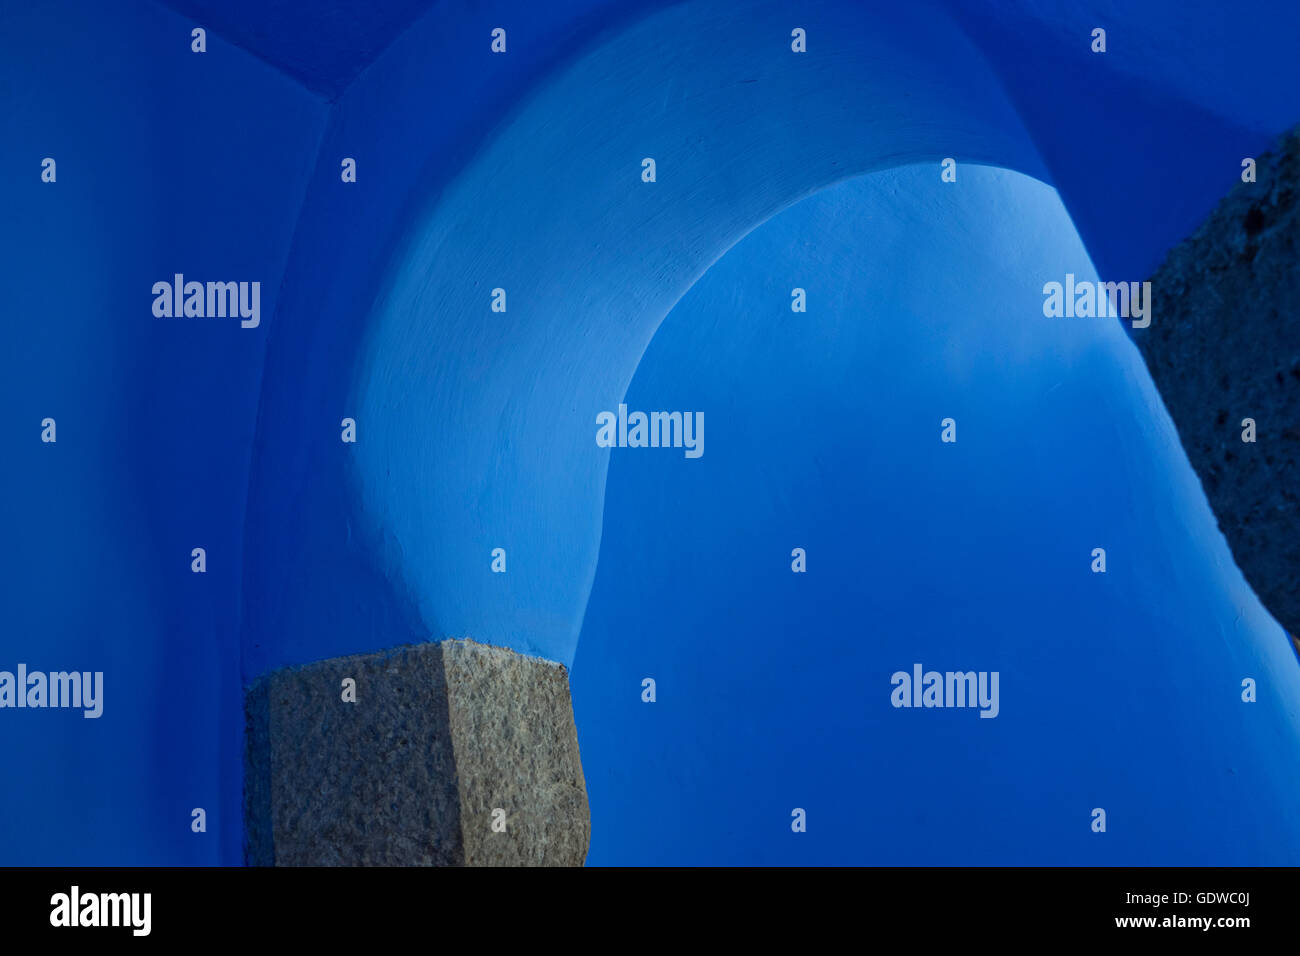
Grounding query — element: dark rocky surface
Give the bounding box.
[1136,128,1299,646]
[245,639,589,866]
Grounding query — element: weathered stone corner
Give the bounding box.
[244,639,590,866]
[1139,126,1300,642]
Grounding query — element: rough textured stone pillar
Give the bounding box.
[244,639,590,866]
[1137,127,1300,648]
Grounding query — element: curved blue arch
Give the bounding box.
[244,0,1052,674]
[242,0,1299,682]
[574,164,1300,863]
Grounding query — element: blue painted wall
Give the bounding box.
[1,0,1296,864]
[0,0,325,863]
[266,0,1043,675]
[574,167,1300,864]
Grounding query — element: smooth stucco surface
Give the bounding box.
[2,0,1297,864]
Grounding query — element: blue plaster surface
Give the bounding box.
[574,167,1300,864]
[0,0,1296,864]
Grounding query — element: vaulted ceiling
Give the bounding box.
[154,0,435,98]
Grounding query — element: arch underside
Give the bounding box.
[237,0,1300,864]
